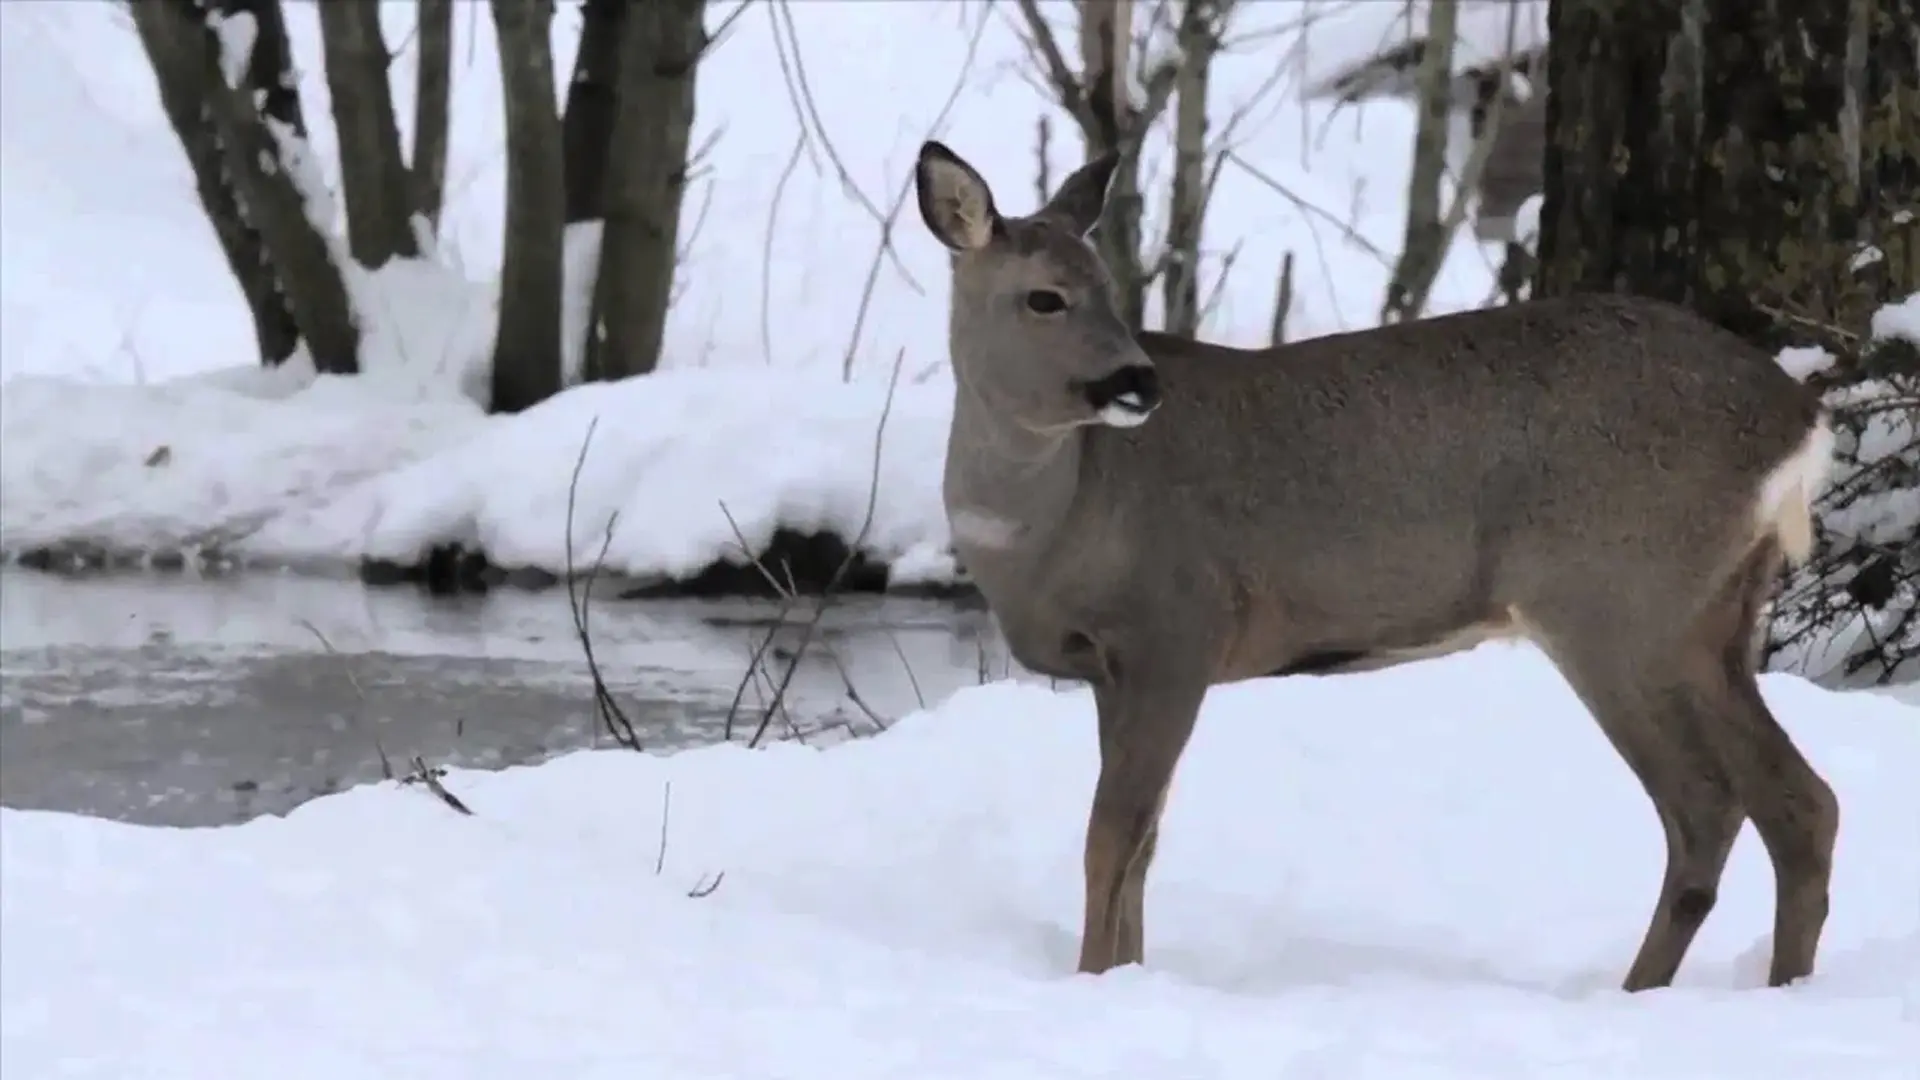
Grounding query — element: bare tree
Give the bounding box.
[563,0,629,225]
[489,0,566,414]
[1014,0,1180,332]
[410,0,453,238]
[131,0,360,374]
[1381,0,1459,324]
[1306,23,1548,310]
[135,0,304,367]
[586,0,707,380]
[1160,0,1225,338]
[317,0,418,267]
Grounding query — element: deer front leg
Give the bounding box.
[1078,667,1207,975]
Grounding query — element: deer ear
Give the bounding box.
[916,141,1000,252]
[1039,150,1119,237]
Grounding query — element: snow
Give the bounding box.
[0,362,954,582]
[1871,291,1920,344]
[1774,345,1835,382]
[252,367,954,583]
[4,645,1916,1078]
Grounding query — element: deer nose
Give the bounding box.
[1082,364,1160,427]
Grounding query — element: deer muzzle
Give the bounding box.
[1081,364,1160,428]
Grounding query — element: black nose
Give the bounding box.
[1081,364,1160,415]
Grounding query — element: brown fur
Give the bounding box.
[914,141,1839,990]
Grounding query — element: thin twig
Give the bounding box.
[769,0,922,293]
[296,619,394,782]
[837,0,991,380]
[748,348,907,748]
[564,419,643,751]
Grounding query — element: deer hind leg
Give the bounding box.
[1678,541,1839,988]
[1079,666,1206,975]
[1521,610,1747,991]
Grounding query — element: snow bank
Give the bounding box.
[252,366,956,587]
[4,645,1915,1078]
[0,362,956,588]
[0,365,486,564]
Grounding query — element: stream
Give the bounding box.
[0,569,1021,826]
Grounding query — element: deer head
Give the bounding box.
[914,140,1159,432]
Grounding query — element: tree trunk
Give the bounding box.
[134,0,302,366]
[1534,0,1699,305]
[1537,0,1859,353]
[1011,0,1181,333]
[410,0,453,238]
[563,0,630,225]
[1691,0,1857,349]
[1078,0,1148,331]
[587,0,705,381]
[317,0,419,267]
[1161,0,1216,339]
[131,0,359,374]
[1859,0,1920,303]
[489,0,566,414]
[1382,0,1458,324]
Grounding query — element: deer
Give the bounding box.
[912,139,1840,992]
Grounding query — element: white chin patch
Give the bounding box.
[1097,397,1154,428]
[949,507,1022,550]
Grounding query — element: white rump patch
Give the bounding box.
[949,507,1023,550]
[1754,415,1835,565]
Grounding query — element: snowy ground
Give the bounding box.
[4,645,1916,1079]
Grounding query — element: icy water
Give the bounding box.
[0,570,1022,827]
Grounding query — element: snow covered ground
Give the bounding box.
[4,644,1916,1078]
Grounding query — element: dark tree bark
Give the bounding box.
[131,0,360,374]
[410,0,453,237]
[1858,0,1920,303]
[563,0,630,225]
[1534,0,1698,306]
[586,0,705,381]
[317,0,419,266]
[1537,0,1861,353]
[489,0,566,414]
[135,0,302,366]
[1691,0,1857,348]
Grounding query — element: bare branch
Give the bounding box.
[1014,0,1092,129]
[768,0,923,294]
[838,1,992,379]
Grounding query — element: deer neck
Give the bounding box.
[942,376,1085,566]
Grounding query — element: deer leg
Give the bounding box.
[1684,541,1839,988]
[1114,792,1167,964]
[1621,688,1748,992]
[1708,671,1837,987]
[1527,626,1745,991]
[1079,670,1206,976]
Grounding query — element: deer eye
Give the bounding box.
[1025,289,1067,315]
